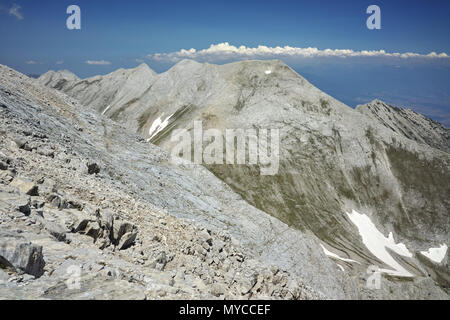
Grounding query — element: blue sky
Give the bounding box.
[1,0,449,126]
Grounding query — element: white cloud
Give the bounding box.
[25,60,36,65]
[9,4,23,20]
[147,42,449,63]
[85,60,111,65]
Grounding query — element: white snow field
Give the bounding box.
[420,244,448,263]
[320,244,359,264]
[147,113,174,140]
[346,209,414,277]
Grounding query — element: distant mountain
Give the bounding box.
[37,60,450,297]
[38,69,79,91]
[38,63,156,117]
[357,100,450,153]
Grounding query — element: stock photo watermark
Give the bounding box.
[366,265,382,290]
[366,5,381,30]
[65,265,81,290]
[66,5,81,30]
[169,121,280,175]
[65,4,381,31]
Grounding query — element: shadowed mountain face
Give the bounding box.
[39,60,449,295]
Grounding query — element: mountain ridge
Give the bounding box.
[35,60,450,297]
[357,99,450,153]
[1,63,340,299]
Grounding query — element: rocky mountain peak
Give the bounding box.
[131,63,157,76]
[356,100,450,153]
[38,69,80,90]
[166,59,207,76]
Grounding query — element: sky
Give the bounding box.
[1,0,449,126]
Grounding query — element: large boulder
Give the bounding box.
[42,207,94,233]
[10,177,39,196]
[118,231,137,250]
[112,219,136,245]
[0,230,45,277]
[0,191,31,215]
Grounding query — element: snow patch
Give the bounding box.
[101,105,111,115]
[346,209,414,277]
[320,244,359,264]
[147,113,174,140]
[265,70,272,75]
[420,244,447,263]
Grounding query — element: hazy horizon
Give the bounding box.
[2,0,449,126]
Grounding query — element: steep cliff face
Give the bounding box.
[37,60,449,297]
[357,100,450,153]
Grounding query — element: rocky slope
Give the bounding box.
[5,59,449,299]
[1,64,348,300]
[37,60,450,299]
[357,100,450,153]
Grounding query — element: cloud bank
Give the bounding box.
[147,42,449,63]
[85,60,111,65]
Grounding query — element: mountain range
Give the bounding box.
[0,59,447,299]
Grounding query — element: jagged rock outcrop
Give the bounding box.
[357,100,449,153]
